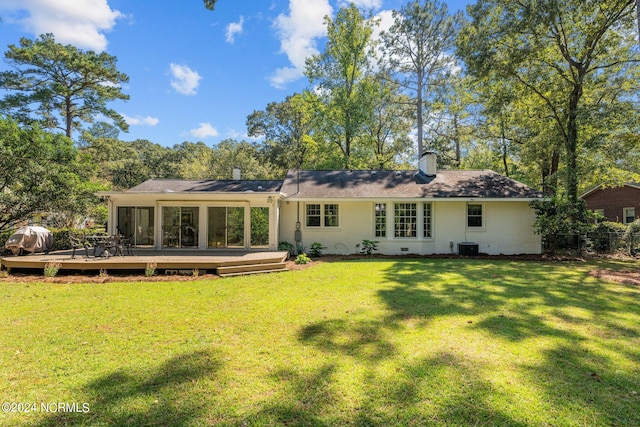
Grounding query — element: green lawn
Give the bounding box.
[1,259,639,426]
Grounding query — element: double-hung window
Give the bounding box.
[306,204,321,227]
[324,204,339,227]
[624,207,636,224]
[306,203,339,227]
[467,204,483,228]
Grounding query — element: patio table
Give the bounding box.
[85,235,117,258]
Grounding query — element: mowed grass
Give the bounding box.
[1,259,639,426]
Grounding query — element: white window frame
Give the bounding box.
[394,203,418,238]
[374,203,387,238]
[623,207,636,224]
[423,202,433,238]
[467,203,484,229]
[305,203,340,228]
[382,202,435,240]
[324,203,339,227]
[305,203,321,227]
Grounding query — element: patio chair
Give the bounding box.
[113,234,133,256]
[69,232,92,259]
[122,234,134,255]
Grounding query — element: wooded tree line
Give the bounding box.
[0,0,639,230]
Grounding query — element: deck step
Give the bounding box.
[217,262,288,277]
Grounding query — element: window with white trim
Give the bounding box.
[306,203,339,227]
[467,204,483,228]
[375,203,386,237]
[423,203,432,238]
[395,203,417,238]
[624,207,636,224]
[324,204,339,227]
[306,204,321,227]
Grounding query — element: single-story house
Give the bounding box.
[580,183,640,224]
[98,153,544,255]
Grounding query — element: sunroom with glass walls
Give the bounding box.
[117,206,155,247]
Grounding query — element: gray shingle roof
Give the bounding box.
[126,179,283,193]
[122,170,542,199]
[280,169,542,199]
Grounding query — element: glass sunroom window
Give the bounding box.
[250,207,269,247]
[117,206,155,246]
[162,206,199,248]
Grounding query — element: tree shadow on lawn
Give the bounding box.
[354,352,530,426]
[377,259,640,425]
[243,363,338,426]
[279,259,640,425]
[299,318,396,362]
[33,349,223,427]
[528,343,640,426]
[242,353,527,426]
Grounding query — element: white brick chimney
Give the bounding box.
[232,167,241,181]
[419,151,437,176]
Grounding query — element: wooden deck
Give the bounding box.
[0,250,290,276]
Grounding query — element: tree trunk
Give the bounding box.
[541,146,560,195]
[565,83,583,206]
[65,96,73,139]
[637,0,640,43]
[344,132,351,169]
[416,70,424,159]
[502,142,510,177]
[453,114,461,168]
[500,118,509,177]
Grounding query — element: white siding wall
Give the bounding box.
[278,199,541,255]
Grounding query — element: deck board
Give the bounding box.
[0,250,289,274]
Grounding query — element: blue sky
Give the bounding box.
[0,0,470,147]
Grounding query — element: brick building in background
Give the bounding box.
[581,183,640,224]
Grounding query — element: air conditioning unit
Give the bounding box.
[458,242,479,256]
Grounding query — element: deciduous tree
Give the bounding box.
[305,4,377,169]
[0,118,87,230]
[360,73,414,169]
[247,92,318,174]
[458,0,640,205]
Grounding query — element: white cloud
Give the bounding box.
[190,122,219,139]
[227,128,262,142]
[225,16,244,44]
[0,0,123,52]
[370,9,395,68]
[373,10,395,40]
[269,0,332,89]
[122,114,159,126]
[169,63,202,96]
[339,0,382,9]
